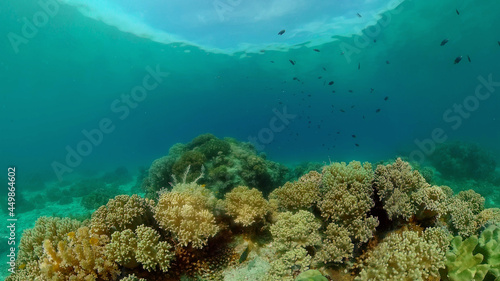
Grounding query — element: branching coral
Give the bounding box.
[155,183,219,248]
[270,210,322,252]
[39,226,119,280]
[357,228,447,281]
[90,194,155,237]
[224,186,269,226]
[269,171,321,211]
[443,190,485,237]
[374,158,432,221]
[17,217,85,266]
[315,223,354,264]
[105,225,174,272]
[318,161,378,243]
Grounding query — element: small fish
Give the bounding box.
[239,246,251,263]
[313,49,320,52]
[318,76,322,79]
[260,50,265,53]
[358,62,361,70]
[328,81,334,85]
[292,77,300,81]
[337,131,340,134]
[348,90,353,93]
[322,67,327,71]
[289,60,296,65]
[467,55,471,62]
[384,96,389,101]
[454,56,462,64]
[362,115,365,119]
[370,88,374,93]
[386,60,390,64]
[352,135,356,138]
[373,39,377,43]
[332,90,336,93]
[341,51,345,55]
[376,108,381,113]
[270,61,274,63]
[278,29,285,35]
[351,105,355,108]
[498,41,500,46]
[355,143,360,147]
[357,13,362,17]
[456,9,460,15]
[340,109,345,113]
[440,39,449,46]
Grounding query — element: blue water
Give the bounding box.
[1,0,500,279]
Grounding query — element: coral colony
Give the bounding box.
[7,135,500,281]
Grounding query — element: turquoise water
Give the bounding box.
[1,0,500,280]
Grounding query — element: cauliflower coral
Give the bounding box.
[154,183,219,248]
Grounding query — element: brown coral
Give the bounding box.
[269,171,321,211]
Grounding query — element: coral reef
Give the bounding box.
[8,143,500,281]
[141,134,290,198]
[429,141,496,180]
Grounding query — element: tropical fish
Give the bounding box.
[278,29,285,35]
[440,39,449,46]
[289,60,296,65]
[454,56,462,64]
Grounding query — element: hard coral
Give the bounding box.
[224,186,269,226]
[357,228,447,281]
[90,194,155,237]
[374,158,430,221]
[269,171,321,211]
[155,183,219,248]
[105,225,174,272]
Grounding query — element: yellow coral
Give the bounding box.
[39,226,119,280]
[90,194,155,236]
[269,171,320,210]
[106,225,174,272]
[357,229,446,281]
[224,186,269,226]
[155,184,219,248]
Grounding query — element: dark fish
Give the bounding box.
[328,81,334,85]
[384,96,389,101]
[293,77,300,81]
[467,55,471,62]
[351,105,355,108]
[239,246,250,263]
[456,9,460,15]
[440,39,449,46]
[340,109,345,113]
[357,13,362,17]
[260,50,265,53]
[376,109,381,113]
[337,131,340,134]
[373,39,377,43]
[313,49,320,52]
[270,61,274,63]
[386,60,390,64]
[322,67,327,71]
[289,60,296,65]
[358,62,361,70]
[355,144,360,147]
[363,115,365,119]
[352,135,356,138]
[278,29,285,35]
[318,76,322,79]
[348,90,353,93]
[454,56,462,64]
[370,88,374,93]
[332,90,336,93]
[498,41,500,46]
[307,94,311,97]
